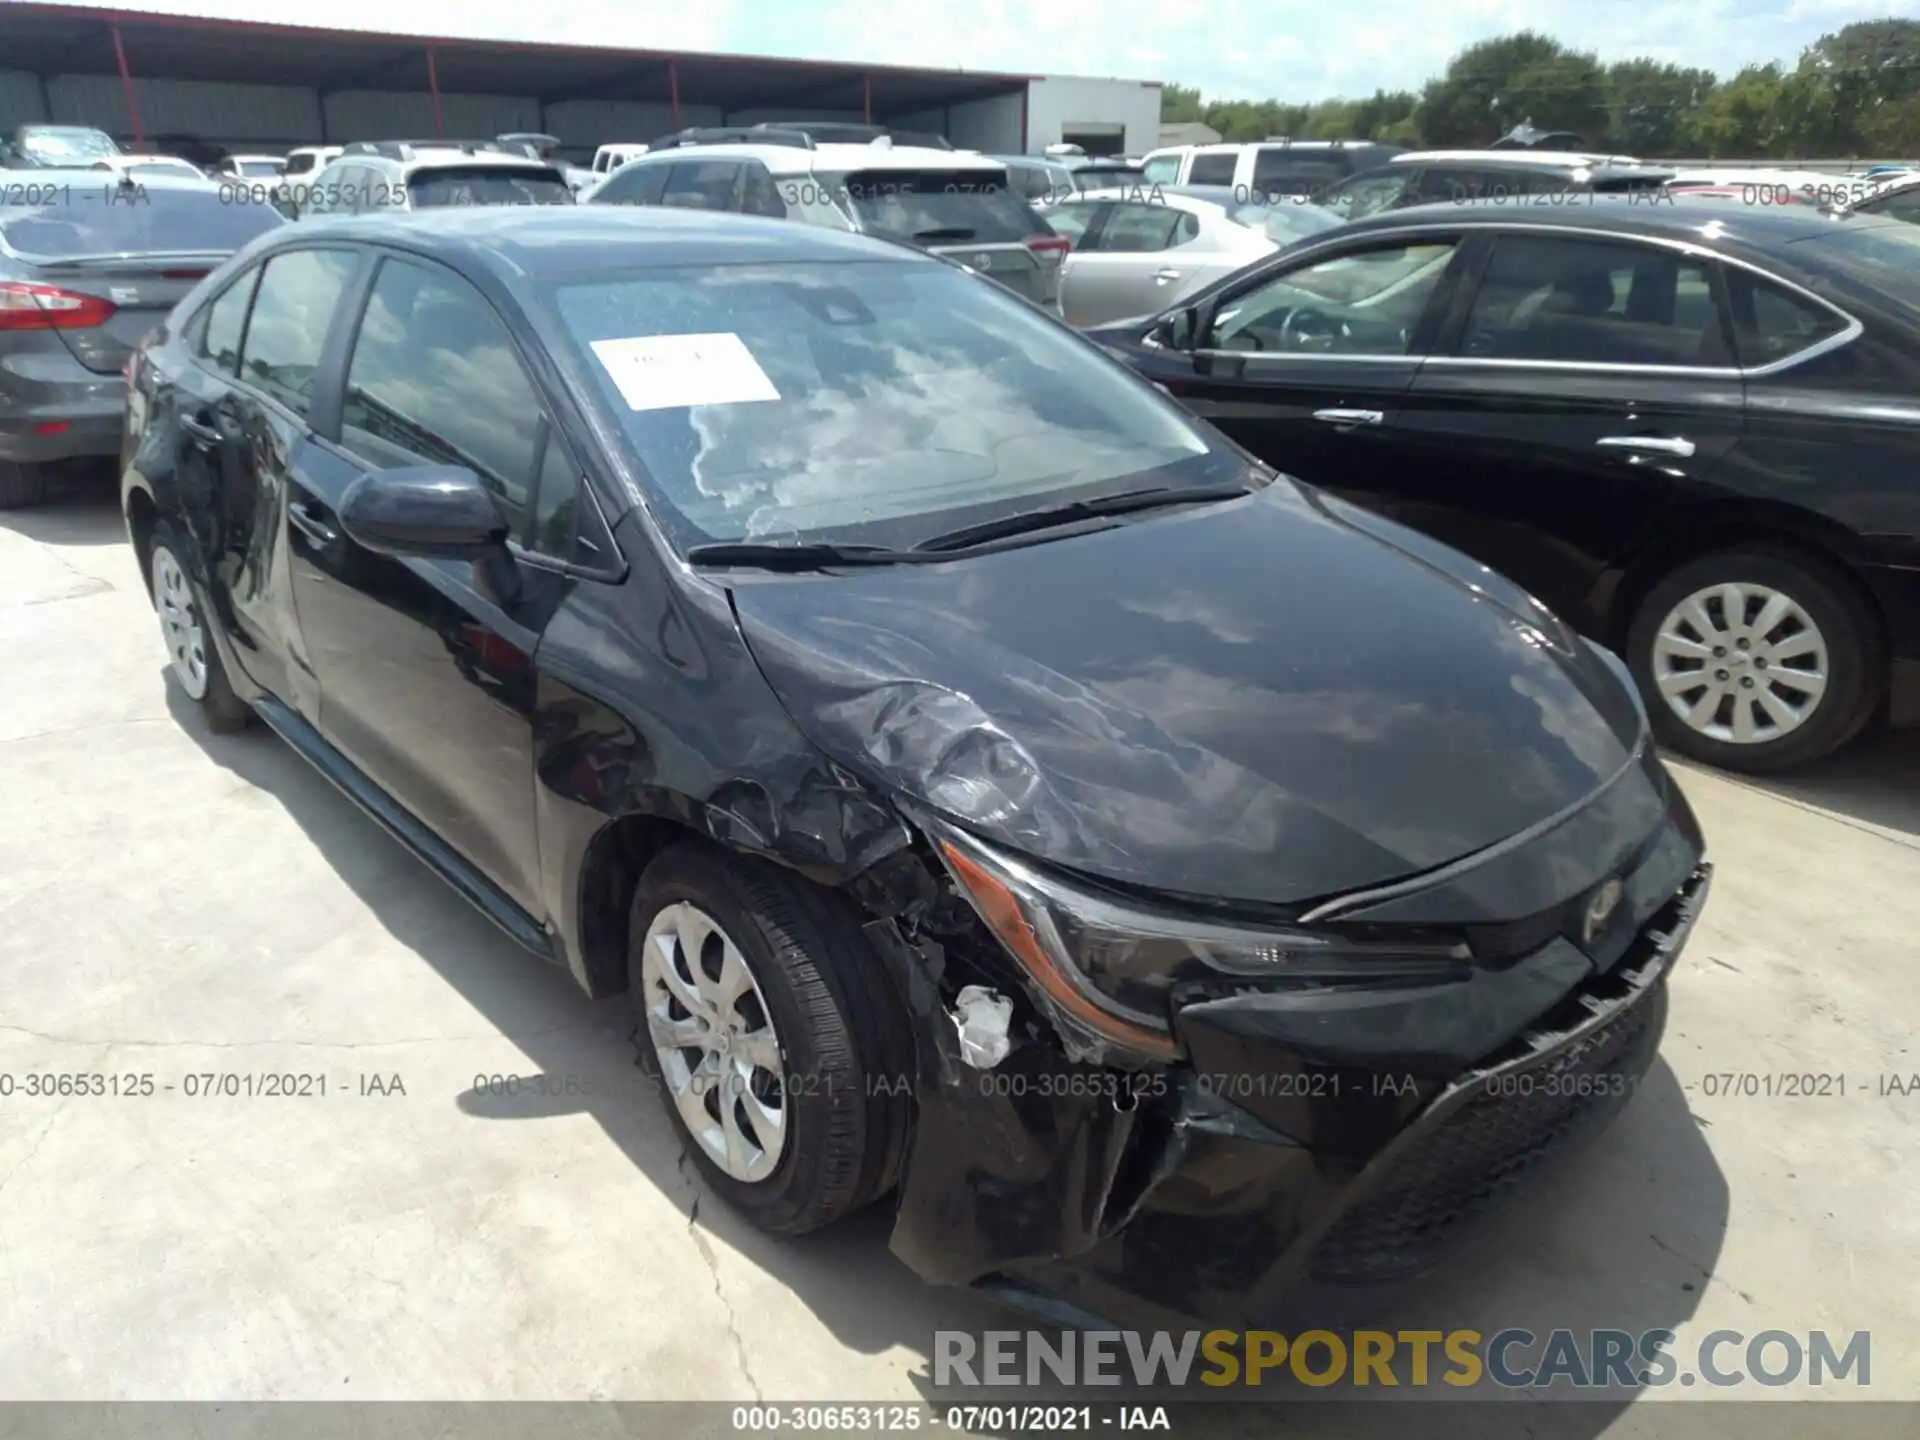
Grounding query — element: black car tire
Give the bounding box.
[148,522,252,733]
[629,841,911,1235]
[1627,546,1880,773]
[0,460,49,510]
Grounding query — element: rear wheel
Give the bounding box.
[1627,547,1880,773]
[149,522,251,732]
[629,842,911,1235]
[0,460,50,510]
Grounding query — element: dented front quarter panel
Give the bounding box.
[530,511,913,994]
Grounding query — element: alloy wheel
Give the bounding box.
[640,901,788,1183]
[1650,581,1829,745]
[152,545,209,700]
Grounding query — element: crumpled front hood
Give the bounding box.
[729,480,1650,909]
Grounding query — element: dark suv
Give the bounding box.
[122,206,1709,1325]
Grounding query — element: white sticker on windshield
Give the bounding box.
[589,332,780,413]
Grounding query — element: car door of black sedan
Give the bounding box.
[1135,231,1472,495]
[284,252,589,917]
[169,247,363,718]
[1379,231,1746,628]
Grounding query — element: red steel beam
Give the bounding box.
[111,23,144,147]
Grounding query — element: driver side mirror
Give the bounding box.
[339,465,509,560]
[1151,303,1208,351]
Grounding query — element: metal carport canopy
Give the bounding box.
[0,2,1036,138]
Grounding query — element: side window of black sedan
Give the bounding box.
[338,257,550,533]
[195,267,260,376]
[1456,235,1723,368]
[1723,269,1852,368]
[1210,240,1460,355]
[237,248,359,417]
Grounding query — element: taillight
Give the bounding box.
[1026,234,1072,264]
[162,269,210,280]
[0,282,118,331]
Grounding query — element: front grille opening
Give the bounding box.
[1308,988,1661,1284]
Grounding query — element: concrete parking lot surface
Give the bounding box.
[1,485,1915,1432]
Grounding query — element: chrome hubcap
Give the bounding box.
[152,545,209,700]
[640,902,787,1183]
[1651,581,1828,745]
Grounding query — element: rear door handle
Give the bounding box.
[287,500,339,547]
[179,411,221,445]
[1312,408,1385,428]
[1597,435,1696,458]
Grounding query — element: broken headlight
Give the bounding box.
[928,820,1471,1065]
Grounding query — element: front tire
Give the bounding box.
[1627,546,1880,773]
[149,522,251,733]
[629,842,911,1235]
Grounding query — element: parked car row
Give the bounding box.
[109,198,1714,1327]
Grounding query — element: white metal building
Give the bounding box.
[0,4,1162,160]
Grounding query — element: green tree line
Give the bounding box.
[1162,19,1920,157]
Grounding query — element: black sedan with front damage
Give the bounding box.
[1087,198,1920,776]
[122,207,1710,1325]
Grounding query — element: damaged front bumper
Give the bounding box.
[870,853,1712,1327]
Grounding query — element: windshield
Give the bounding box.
[234,160,281,177]
[551,260,1229,549]
[1226,200,1343,245]
[826,170,1039,244]
[0,185,285,259]
[18,127,121,164]
[407,167,574,207]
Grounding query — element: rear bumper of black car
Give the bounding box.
[874,857,1710,1327]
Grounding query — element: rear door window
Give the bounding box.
[1089,202,1194,253]
[593,161,670,206]
[236,248,359,417]
[662,161,742,211]
[835,169,1039,243]
[1186,152,1237,186]
[197,268,260,376]
[1456,235,1727,367]
[1724,270,1851,368]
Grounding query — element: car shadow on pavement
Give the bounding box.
[1716,726,1920,843]
[0,463,127,547]
[171,686,1729,1432]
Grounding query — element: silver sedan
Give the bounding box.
[1039,185,1342,328]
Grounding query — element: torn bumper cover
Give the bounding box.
[871,840,1711,1326]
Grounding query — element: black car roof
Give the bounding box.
[1341,193,1873,253]
[287,205,929,279]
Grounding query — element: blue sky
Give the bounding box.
[92,0,1905,101]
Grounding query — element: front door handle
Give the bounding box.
[287,500,339,547]
[179,411,221,445]
[1597,435,1696,458]
[1153,268,1182,283]
[1312,408,1385,428]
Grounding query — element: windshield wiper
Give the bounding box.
[684,540,920,572]
[911,482,1256,554]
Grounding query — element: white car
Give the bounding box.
[88,153,205,181]
[279,145,343,181]
[1038,185,1342,327]
[214,154,285,179]
[590,142,649,175]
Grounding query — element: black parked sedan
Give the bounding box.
[1091,197,1920,774]
[122,207,1709,1323]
